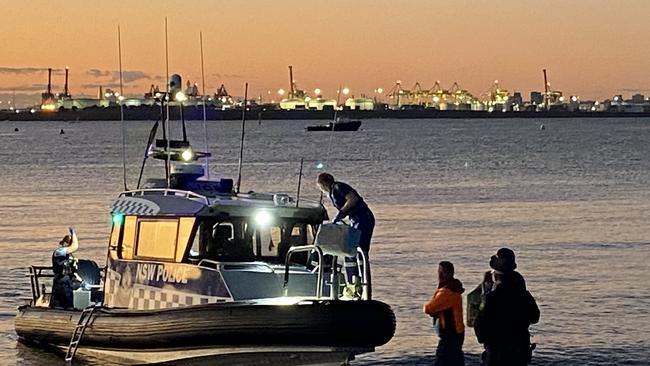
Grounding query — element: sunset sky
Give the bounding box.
[2,0,650,106]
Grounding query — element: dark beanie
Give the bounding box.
[489,247,517,272]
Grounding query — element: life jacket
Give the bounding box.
[52,248,77,277]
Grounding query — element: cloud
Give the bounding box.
[0,67,65,75]
[0,84,49,92]
[86,69,164,84]
[210,73,244,79]
[616,88,650,94]
[87,69,112,78]
[81,83,122,89]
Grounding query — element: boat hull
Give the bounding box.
[15,300,395,362]
[306,121,362,131]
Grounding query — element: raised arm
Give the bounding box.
[65,228,79,255]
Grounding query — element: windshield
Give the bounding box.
[189,217,317,264]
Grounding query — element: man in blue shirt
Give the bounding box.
[317,173,375,287]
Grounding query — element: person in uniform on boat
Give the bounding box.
[474,248,540,366]
[50,227,82,309]
[423,261,465,366]
[317,173,375,282]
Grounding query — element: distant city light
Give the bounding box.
[278,89,285,96]
[175,91,187,102]
[181,148,193,161]
[316,162,324,169]
[342,88,350,95]
[314,88,321,95]
[376,88,384,94]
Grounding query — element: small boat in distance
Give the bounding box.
[306,119,362,132]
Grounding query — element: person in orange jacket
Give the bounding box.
[424,261,465,366]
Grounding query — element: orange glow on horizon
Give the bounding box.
[2,0,650,104]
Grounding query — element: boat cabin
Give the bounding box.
[103,188,359,310]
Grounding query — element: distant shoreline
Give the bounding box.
[2,106,650,122]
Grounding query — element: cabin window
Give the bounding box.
[190,217,320,264]
[109,220,123,259]
[135,219,179,261]
[254,226,282,257]
[121,216,137,259]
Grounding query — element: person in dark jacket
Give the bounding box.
[474,248,540,366]
[424,261,465,366]
[50,227,81,309]
[317,173,375,284]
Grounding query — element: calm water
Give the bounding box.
[1,118,649,365]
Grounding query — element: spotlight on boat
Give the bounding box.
[112,213,124,225]
[254,210,273,227]
[181,148,194,162]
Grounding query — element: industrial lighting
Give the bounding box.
[175,91,187,102]
[181,148,194,161]
[278,89,285,96]
[342,88,350,95]
[377,88,384,94]
[314,88,321,95]
[254,210,273,227]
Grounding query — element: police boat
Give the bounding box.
[15,100,395,365]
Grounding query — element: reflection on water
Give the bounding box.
[1,118,649,365]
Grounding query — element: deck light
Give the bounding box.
[254,210,272,227]
[181,148,194,161]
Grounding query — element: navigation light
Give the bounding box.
[112,213,124,225]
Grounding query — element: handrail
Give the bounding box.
[27,266,54,304]
[197,259,275,273]
[284,245,324,299]
[356,248,372,300]
[119,189,209,205]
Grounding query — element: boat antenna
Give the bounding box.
[235,82,248,194]
[318,85,342,205]
[296,157,304,207]
[164,17,171,187]
[118,24,128,191]
[200,31,210,178]
[136,119,160,189]
[324,85,343,167]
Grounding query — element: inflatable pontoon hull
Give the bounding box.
[16,300,395,363]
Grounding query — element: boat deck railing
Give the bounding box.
[120,189,209,205]
[283,245,371,301]
[27,265,54,304]
[26,264,107,306]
